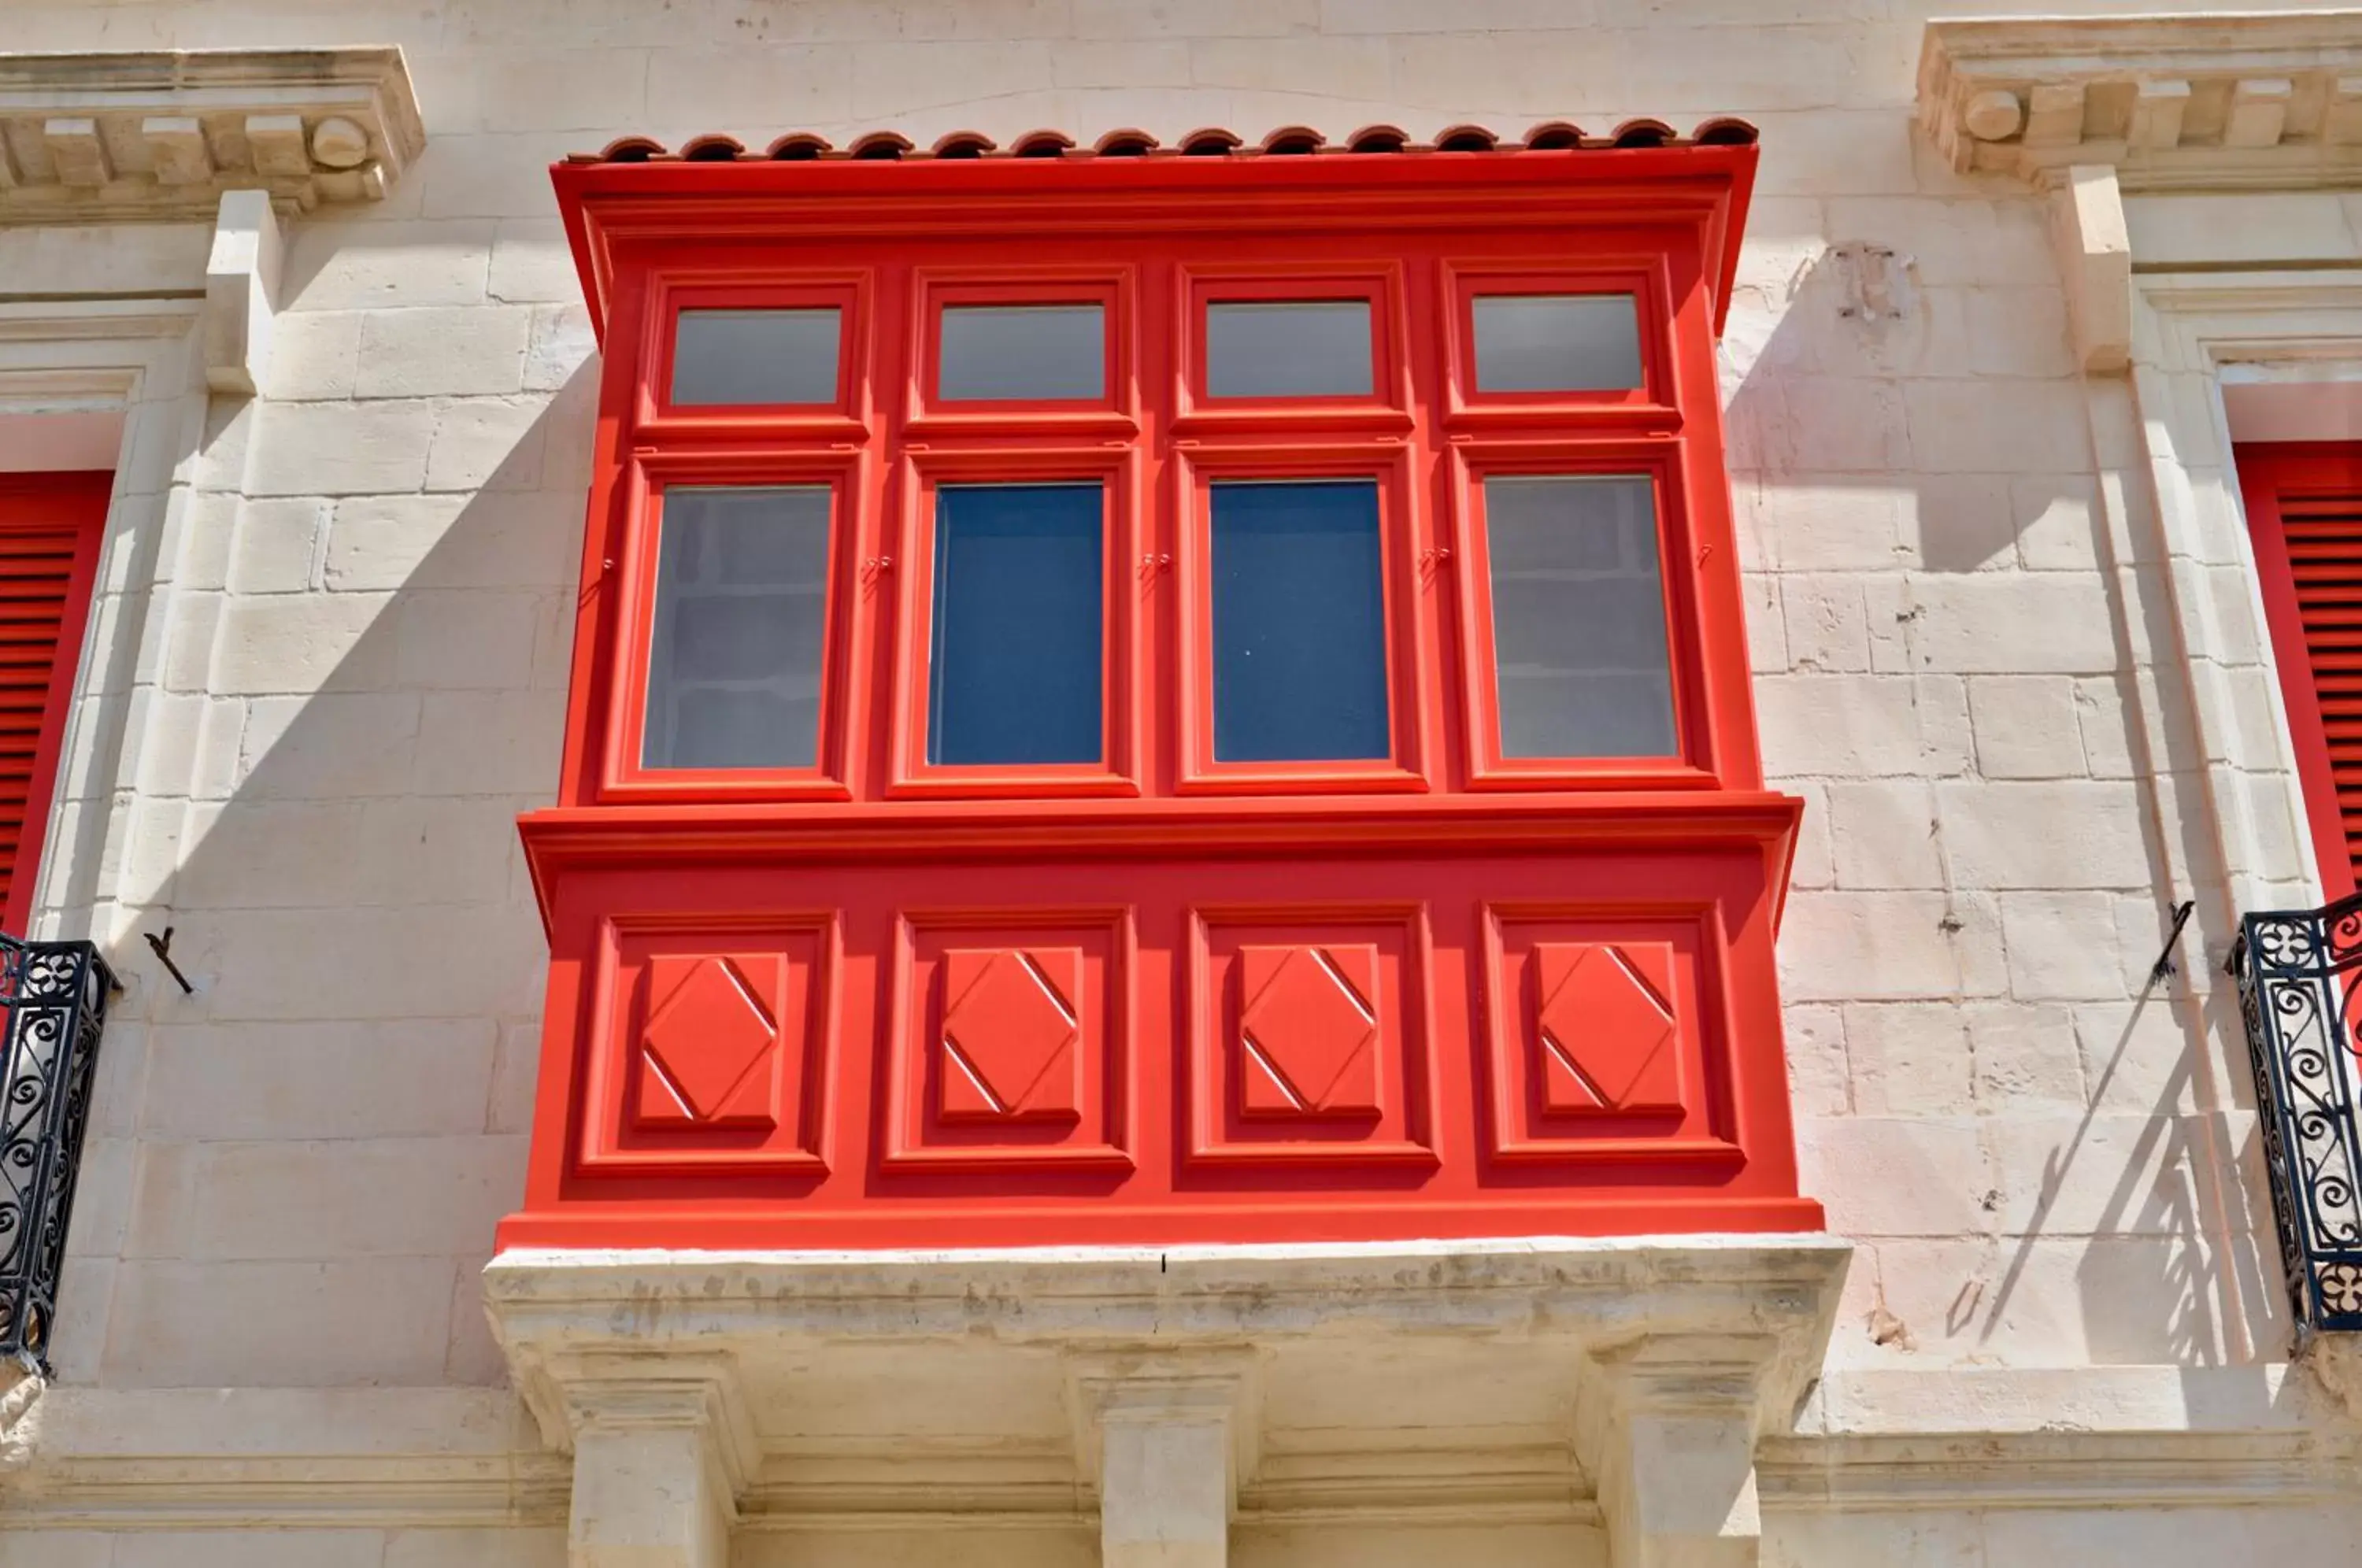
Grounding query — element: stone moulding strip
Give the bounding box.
[2,1374,2354,1533]
[1918,12,2362,190]
[1757,1429,2362,1512]
[0,1456,575,1532]
[0,1429,2352,1534]
[0,45,425,221]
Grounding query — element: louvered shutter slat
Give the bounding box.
[2281,495,2362,887]
[0,510,91,928]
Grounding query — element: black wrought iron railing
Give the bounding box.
[0,938,110,1373]
[2234,894,2362,1336]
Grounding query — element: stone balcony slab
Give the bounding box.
[485,1235,1851,1567]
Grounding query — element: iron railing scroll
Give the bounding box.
[2235,893,2362,1336]
[0,937,111,1374]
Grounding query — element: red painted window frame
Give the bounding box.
[887,445,1142,798]
[1440,258,1675,427]
[0,472,107,937]
[2238,441,2362,900]
[1174,442,1431,794]
[640,276,871,441]
[603,451,864,802]
[1177,265,1410,435]
[907,268,1137,437]
[552,175,1764,808]
[1449,439,1716,790]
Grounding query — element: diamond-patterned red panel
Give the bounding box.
[1238,944,1382,1118]
[1534,941,1682,1115]
[940,947,1083,1121]
[637,953,779,1129]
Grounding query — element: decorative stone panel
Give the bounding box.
[1920,14,2362,190]
[0,46,424,221]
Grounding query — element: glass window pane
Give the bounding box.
[1206,301,1373,398]
[1211,480,1389,762]
[1485,475,1676,758]
[938,305,1105,401]
[671,309,841,405]
[1472,294,1643,392]
[929,484,1105,765]
[643,486,832,770]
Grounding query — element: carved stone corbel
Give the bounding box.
[203,189,283,396]
[1576,1333,1790,1568]
[1067,1348,1263,1568]
[531,1350,757,1568]
[2049,163,2132,376]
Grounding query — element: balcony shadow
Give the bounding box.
[1720,242,2096,575]
[1974,979,2285,1369]
[1731,235,2292,1370]
[80,357,598,1389]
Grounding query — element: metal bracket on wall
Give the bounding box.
[143,926,193,995]
[2149,898,2196,985]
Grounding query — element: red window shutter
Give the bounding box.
[2240,443,2362,900]
[0,475,108,935]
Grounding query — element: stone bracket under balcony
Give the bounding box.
[483,1235,1850,1568]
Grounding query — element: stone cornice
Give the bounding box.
[1919,12,2362,190]
[0,46,424,222]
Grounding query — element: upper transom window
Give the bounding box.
[671,308,842,406]
[939,305,1105,402]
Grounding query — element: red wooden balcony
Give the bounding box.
[503,793,1816,1248]
[498,126,1823,1252]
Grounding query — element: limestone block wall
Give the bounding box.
[0,0,2347,1562]
[1726,192,2269,1373]
[15,0,2286,1387]
[40,211,584,1391]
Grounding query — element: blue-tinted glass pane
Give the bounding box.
[643,486,831,770]
[928,484,1104,765]
[1211,480,1389,762]
[939,305,1105,401]
[1485,475,1676,757]
[671,309,840,405]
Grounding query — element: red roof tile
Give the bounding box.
[568,119,1756,165]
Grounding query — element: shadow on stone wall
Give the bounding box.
[69,352,598,1391]
[1726,237,2290,1370]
